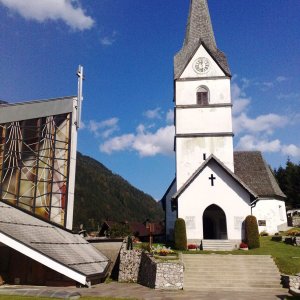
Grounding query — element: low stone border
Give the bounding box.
[118,242,183,290]
[281,273,300,295]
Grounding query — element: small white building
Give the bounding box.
[162,0,287,249]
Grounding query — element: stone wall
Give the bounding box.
[282,274,300,289]
[118,248,142,283]
[155,260,184,289]
[118,242,183,290]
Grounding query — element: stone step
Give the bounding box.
[184,263,278,272]
[183,283,282,289]
[183,272,281,278]
[202,239,235,251]
[184,278,281,284]
[183,254,272,259]
[184,273,281,281]
[184,262,279,267]
[182,254,282,291]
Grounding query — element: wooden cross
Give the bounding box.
[209,174,216,186]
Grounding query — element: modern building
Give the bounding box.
[162,0,287,248]
[0,70,110,286]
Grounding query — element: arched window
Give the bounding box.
[197,86,209,106]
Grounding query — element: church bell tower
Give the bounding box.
[174,0,234,189]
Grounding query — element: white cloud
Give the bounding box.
[277,93,300,100]
[88,118,119,138]
[144,107,162,120]
[100,125,175,157]
[233,113,288,135]
[236,135,281,153]
[0,0,94,30]
[261,81,274,90]
[231,82,251,115]
[236,135,300,158]
[166,109,174,124]
[100,31,117,46]
[276,76,288,83]
[100,133,135,154]
[282,144,300,158]
[232,79,300,159]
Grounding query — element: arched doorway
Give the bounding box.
[203,204,228,239]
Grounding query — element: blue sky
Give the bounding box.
[0,0,299,200]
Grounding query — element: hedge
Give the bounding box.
[245,215,260,249]
[174,218,187,250]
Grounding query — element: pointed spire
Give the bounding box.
[174,0,230,79]
[184,0,217,50]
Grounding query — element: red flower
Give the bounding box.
[240,242,248,249]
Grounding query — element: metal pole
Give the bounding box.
[76,65,84,129]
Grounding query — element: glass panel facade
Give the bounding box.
[0,113,71,226]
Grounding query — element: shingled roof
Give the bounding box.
[174,0,231,79]
[234,151,286,200]
[0,202,110,285]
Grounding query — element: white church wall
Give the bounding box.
[165,181,177,241]
[180,46,225,78]
[176,78,231,106]
[177,160,251,242]
[252,199,288,235]
[176,106,233,134]
[176,137,234,188]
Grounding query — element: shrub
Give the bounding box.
[174,218,187,250]
[245,215,260,249]
[137,242,150,252]
[271,235,282,242]
[109,223,131,238]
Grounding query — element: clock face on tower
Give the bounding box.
[193,57,210,74]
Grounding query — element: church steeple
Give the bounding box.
[174,0,230,79]
[183,0,217,51]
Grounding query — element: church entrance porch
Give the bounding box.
[203,204,227,240]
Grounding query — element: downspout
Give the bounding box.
[250,197,259,215]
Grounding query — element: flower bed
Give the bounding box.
[152,245,175,256]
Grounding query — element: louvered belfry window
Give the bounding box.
[197,86,209,105]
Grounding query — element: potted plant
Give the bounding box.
[239,242,248,250]
[188,244,197,251]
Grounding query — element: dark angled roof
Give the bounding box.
[174,0,231,79]
[0,202,109,283]
[161,178,176,211]
[234,151,286,199]
[172,154,257,200]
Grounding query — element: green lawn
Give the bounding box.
[182,236,300,275]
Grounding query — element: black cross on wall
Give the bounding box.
[209,174,216,186]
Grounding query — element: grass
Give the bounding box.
[181,236,300,275]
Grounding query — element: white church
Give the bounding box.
[162,0,287,249]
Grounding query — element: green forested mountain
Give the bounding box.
[73,152,164,230]
[274,160,300,209]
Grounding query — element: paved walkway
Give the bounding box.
[0,282,291,300]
